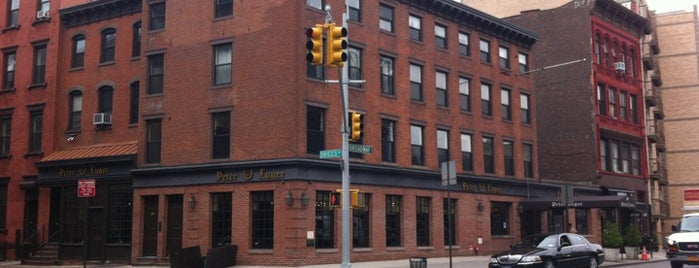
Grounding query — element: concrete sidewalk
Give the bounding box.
[0,251,667,267]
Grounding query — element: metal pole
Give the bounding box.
[520,58,587,74]
[339,4,351,268]
[447,184,453,268]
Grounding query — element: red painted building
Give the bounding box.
[505,0,652,234]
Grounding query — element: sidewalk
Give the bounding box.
[0,251,667,267]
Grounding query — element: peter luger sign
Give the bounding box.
[216,168,286,183]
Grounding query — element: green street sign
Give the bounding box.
[349,144,373,154]
[320,149,342,159]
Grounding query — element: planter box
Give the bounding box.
[625,246,639,260]
[603,248,621,262]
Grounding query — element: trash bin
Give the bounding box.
[409,257,427,268]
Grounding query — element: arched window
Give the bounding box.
[98,86,113,114]
[595,32,601,64]
[604,37,611,67]
[68,91,83,130]
[129,81,140,124]
[71,34,86,68]
[101,28,116,63]
[132,22,141,58]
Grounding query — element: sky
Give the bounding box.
[646,0,699,13]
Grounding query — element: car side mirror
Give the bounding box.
[672,225,678,232]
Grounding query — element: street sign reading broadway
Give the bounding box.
[349,144,372,154]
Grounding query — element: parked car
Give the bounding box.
[666,212,699,268]
[488,233,605,268]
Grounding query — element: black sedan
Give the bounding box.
[488,233,605,268]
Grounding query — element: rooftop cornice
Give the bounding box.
[59,0,141,28]
[593,0,651,35]
[398,0,540,48]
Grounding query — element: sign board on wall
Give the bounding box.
[683,189,699,211]
[77,179,96,198]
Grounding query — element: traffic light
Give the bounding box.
[350,112,363,141]
[326,23,347,67]
[305,25,324,65]
[329,192,341,207]
[350,190,361,208]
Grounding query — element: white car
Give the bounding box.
[666,213,699,268]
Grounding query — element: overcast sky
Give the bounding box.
[646,0,699,13]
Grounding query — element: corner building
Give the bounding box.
[128,0,546,265]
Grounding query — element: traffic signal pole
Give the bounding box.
[338,8,352,268]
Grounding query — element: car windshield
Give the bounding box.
[536,235,559,249]
[512,235,546,249]
[679,216,699,232]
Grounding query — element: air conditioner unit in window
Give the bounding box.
[93,113,112,125]
[36,10,49,20]
[614,62,626,72]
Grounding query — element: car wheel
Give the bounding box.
[543,259,555,268]
[671,261,683,268]
[588,255,598,268]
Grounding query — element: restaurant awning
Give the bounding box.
[520,195,636,210]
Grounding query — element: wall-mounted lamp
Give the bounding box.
[188,194,197,209]
[285,192,294,207]
[300,192,310,207]
[477,201,484,212]
[66,133,78,141]
[518,204,524,214]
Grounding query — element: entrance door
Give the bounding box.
[142,196,159,256]
[87,207,105,260]
[23,188,38,242]
[166,195,183,256]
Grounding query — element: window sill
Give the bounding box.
[248,249,273,254]
[417,246,434,251]
[69,66,84,72]
[0,155,11,160]
[315,248,339,254]
[98,61,115,67]
[32,18,51,26]
[0,88,15,94]
[211,84,232,90]
[352,247,373,252]
[28,83,47,90]
[24,151,44,158]
[443,245,460,250]
[1,25,20,33]
[386,246,405,252]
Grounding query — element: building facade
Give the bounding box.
[654,7,699,238]
[3,0,647,266]
[467,0,653,235]
[0,0,61,261]
[128,0,543,265]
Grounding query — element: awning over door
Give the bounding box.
[520,195,636,210]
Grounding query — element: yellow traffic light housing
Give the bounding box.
[305,25,324,65]
[350,112,363,142]
[326,23,347,68]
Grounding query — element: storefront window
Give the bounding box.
[315,191,334,249]
[211,192,232,247]
[444,198,457,245]
[353,193,371,248]
[108,183,132,244]
[575,208,589,234]
[251,191,273,249]
[490,202,510,236]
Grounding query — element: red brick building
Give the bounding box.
[503,0,652,235]
[0,0,61,261]
[2,0,584,266]
[129,0,543,265]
